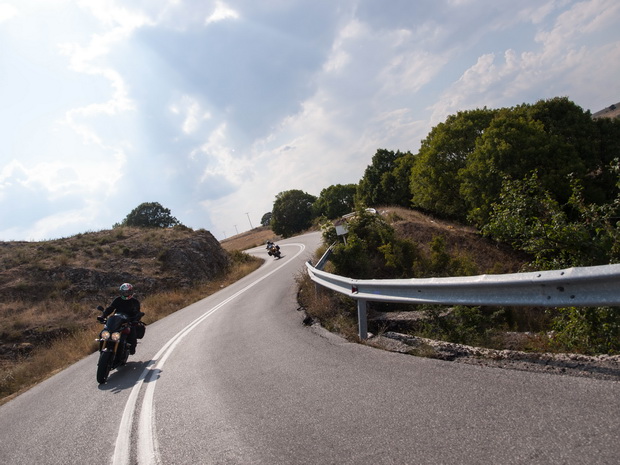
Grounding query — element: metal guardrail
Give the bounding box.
[305,261,620,339]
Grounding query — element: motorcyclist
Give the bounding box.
[98,283,144,354]
[266,240,280,256]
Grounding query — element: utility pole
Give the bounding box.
[234,225,239,235]
[245,212,253,229]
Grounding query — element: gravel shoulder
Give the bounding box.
[368,331,620,381]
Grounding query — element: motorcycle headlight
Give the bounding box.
[111,332,121,342]
[100,330,111,340]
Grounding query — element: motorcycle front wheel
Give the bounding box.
[97,351,113,384]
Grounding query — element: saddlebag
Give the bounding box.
[135,321,146,339]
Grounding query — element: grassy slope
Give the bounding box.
[0,226,261,404]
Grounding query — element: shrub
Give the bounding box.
[551,306,620,355]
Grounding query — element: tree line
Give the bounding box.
[277,96,620,355]
[269,96,620,270]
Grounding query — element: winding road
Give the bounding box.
[1,232,619,464]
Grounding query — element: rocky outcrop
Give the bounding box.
[0,227,233,365]
[0,228,231,303]
[158,233,230,286]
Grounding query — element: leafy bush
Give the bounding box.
[484,163,620,269]
[416,306,511,348]
[551,307,620,355]
[326,209,479,280]
[328,208,412,278]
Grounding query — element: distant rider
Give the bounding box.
[98,283,143,354]
[266,240,280,256]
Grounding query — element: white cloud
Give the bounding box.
[205,1,239,25]
[75,0,154,30]
[191,124,254,187]
[0,2,18,22]
[322,19,364,73]
[1,0,619,240]
[380,50,449,95]
[181,98,211,135]
[428,0,620,123]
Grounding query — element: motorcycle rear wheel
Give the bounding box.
[97,351,113,384]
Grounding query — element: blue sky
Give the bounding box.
[0,0,618,241]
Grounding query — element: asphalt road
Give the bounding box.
[1,232,619,464]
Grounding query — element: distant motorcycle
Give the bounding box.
[266,241,281,259]
[95,305,145,384]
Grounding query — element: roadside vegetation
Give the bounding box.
[290,98,620,357]
[298,207,620,356]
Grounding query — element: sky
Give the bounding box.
[0,0,619,241]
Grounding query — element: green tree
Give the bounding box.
[410,97,616,226]
[459,105,586,226]
[381,151,416,207]
[329,208,396,278]
[313,184,357,219]
[115,202,182,228]
[410,108,496,220]
[271,190,317,238]
[589,115,620,204]
[260,212,272,227]
[483,173,586,268]
[357,149,410,206]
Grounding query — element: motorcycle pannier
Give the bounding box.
[135,321,146,339]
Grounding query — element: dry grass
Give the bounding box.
[0,259,261,406]
[296,271,360,341]
[220,226,281,252]
[377,206,528,274]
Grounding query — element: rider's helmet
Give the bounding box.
[119,283,134,300]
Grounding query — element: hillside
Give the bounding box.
[0,227,229,302]
[220,208,528,274]
[592,101,620,120]
[220,226,281,252]
[0,227,230,369]
[378,206,528,274]
[295,207,620,380]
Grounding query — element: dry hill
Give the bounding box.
[379,206,528,274]
[592,101,620,119]
[0,227,230,368]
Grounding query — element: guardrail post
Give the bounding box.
[357,299,368,340]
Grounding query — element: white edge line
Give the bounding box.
[112,243,306,465]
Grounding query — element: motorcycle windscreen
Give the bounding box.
[104,313,129,332]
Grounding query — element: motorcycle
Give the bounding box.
[95,305,145,384]
[266,241,281,259]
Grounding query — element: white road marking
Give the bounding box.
[111,243,306,465]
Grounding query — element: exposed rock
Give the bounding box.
[0,228,230,303]
[0,227,233,366]
[158,233,230,285]
[370,331,620,381]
